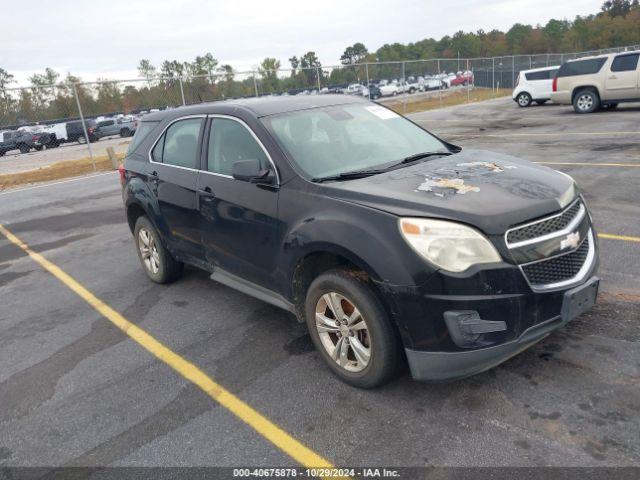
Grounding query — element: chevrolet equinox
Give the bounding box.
[120,95,599,388]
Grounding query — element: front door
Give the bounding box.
[197,116,282,289]
[604,53,640,100]
[148,116,205,262]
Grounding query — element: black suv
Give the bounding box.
[0,130,34,155]
[120,95,599,388]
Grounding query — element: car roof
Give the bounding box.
[141,94,367,122]
[520,66,559,73]
[567,50,640,62]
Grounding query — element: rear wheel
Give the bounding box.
[516,92,532,107]
[120,128,131,137]
[18,144,30,154]
[34,145,44,151]
[77,135,86,144]
[305,269,399,388]
[573,88,600,114]
[134,216,184,284]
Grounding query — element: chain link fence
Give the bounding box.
[1,43,638,172]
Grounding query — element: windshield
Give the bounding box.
[261,104,447,179]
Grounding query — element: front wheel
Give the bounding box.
[134,216,184,284]
[305,269,400,388]
[19,144,30,154]
[516,92,532,107]
[120,128,131,137]
[34,145,44,151]
[573,88,600,114]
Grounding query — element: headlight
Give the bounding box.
[399,218,501,273]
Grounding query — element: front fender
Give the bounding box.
[280,203,436,295]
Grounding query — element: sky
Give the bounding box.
[2,0,603,87]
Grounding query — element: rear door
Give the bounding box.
[196,115,281,288]
[148,116,206,262]
[605,53,640,100]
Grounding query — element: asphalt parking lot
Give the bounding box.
[0,98,638,470]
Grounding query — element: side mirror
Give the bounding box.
[232,159,274,184]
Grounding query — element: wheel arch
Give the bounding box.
[289,244,388,322]
[571,85,601,103]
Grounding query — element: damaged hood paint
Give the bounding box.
[325,149,576,235]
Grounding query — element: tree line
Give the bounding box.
[1,0,638,126]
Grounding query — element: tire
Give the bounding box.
[34,145,44,151]
[392,91,397,96]
[305,269,400,388]
[18,144,30,154]
[535,100,548,105]
[134,216,184,284]
[120,128,131,137]
[0,151,5,157]
[516,92,532,107]
[573,88,600,114]
[77,135,86,144]
[409,87,415,94]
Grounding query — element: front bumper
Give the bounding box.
[402,276,599,381]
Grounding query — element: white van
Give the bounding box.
[513,66,559,107]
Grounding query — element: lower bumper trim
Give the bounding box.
[406,276,599,382]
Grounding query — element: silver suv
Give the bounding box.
[551,51,640,113]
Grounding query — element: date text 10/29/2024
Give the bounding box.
[233,468,401,478]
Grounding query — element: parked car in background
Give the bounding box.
[0,129,35,156]
[18,125,60,150]
[450,70,474,87]
[96,116,138,139]
[345,84,366,96]
[367,84,382,99]
[66,119,98,143]
[513,66,559,107]
[121,95,599,388]
[379,81,402,96]
[420,76,442,91]
[551,50,640,113]
[440,73,458,88]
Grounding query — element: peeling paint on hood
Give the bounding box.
[416,178,480,196]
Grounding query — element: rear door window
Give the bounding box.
[611,53,639,72]
[557,58,607,77]
[156,118,203,169]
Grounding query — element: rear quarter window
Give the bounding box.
[127,121,159,155]
[525,70,555,81]
[557,58,607,77]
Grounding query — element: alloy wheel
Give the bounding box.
[577,94,593,111]
[138,228,160,274]
[315,292,371,372]
[518,94,530,106]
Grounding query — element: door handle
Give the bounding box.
[608,75,617,80]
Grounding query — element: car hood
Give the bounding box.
[323,149,576,235]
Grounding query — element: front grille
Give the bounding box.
[507,200,582,245]
[521,235,590,286]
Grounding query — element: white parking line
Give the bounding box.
[0,172,116,197]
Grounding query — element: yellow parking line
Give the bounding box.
[535,162,640,168]
[598,233,640,243]
[0,223,333,470]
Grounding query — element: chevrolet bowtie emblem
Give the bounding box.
[560,231,580,250]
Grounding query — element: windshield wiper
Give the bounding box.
[311,151,454,183]
[398,151,453,165]
[311,169,387,183]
